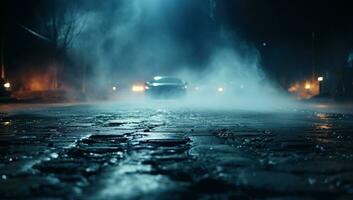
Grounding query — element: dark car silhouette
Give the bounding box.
[145,76,187,98]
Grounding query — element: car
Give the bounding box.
[144,76,187,98]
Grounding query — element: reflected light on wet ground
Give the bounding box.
[316,124,331,130]
[1,101,353,199]
[316,113,328,120]
[1,121,11,127]
[313,104,330,109]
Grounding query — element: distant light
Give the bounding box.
[132,85,145,92]
[305,83,311,90]
[112,86,117,91]
[4,82,10,88]
[218,87,224,92]
[184,85,188,89]
[318,77,324,82]
[145,86,150,90]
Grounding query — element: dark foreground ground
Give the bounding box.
[1,102,353,199]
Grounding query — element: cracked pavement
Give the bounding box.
[1,103,353,199]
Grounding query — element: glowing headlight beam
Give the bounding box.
[153,76,162,81]
[218,87,224,92]
[132,85,145,92]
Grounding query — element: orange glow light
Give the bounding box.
[132,85,145,92]
[305,83,311,90]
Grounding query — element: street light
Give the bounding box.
[3,82,10,89]
[317,77,324,96]
[305,82,311,90]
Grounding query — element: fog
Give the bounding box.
[73,0,294,110]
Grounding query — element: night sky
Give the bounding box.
[2,0,353,86]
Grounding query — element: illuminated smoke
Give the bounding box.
[73,0,292,110]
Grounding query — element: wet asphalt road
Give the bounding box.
[1,103,353,199]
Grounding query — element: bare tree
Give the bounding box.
[38,0,85,55]
[35,0,86,89]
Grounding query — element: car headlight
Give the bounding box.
[132,85,145,92]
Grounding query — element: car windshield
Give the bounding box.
[151,77,182,84]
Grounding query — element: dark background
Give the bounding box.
[1,0,353,90]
